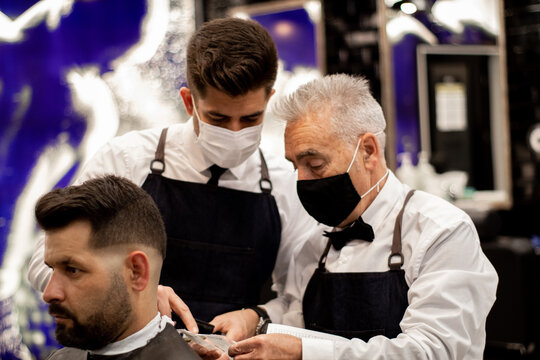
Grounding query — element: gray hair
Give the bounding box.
[274,74,386,151]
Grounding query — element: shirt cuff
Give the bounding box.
[302,338,334,360]
[261,297,286,324]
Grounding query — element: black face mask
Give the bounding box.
[296,133,387,227]
[297,173,360,227]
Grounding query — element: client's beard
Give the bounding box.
[49,273,133,350]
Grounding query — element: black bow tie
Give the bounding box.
[323,217,374,250]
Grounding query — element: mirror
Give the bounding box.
[379,0,512,209]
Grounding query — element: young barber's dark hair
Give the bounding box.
[186,17,278,98]
[35,175,166,259]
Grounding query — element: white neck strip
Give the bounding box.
[89,313,173,356]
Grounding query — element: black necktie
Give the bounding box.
[323,217,375,250]
[207,164,227,185]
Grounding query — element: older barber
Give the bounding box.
[227,74,498,359]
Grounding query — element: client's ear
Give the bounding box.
[125,251,150,292]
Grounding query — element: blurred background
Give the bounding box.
[0,0,538,358]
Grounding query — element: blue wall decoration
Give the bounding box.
[0,0,147,358]
[252,7,318,72]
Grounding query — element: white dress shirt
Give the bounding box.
[270,171,498,360]
[28,119,323,313]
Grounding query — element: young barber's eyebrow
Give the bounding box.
[206,111,229,118]
[241,110,264,118]
[206,110,264,118]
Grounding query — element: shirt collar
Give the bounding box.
[184,117,251,180]
[89,313,173,356]
[361,171,404,238]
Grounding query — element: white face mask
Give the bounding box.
[192,100,263,168]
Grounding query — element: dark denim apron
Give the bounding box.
[141,128,281,321]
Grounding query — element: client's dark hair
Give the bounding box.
[35,175,166,258]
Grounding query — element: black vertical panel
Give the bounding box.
[426,54,494,190]
[482,239,540,359]
[497,0,540,237]
[505,0,540,203]
[323,0,381,102]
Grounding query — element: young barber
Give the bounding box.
[28,18,321,331]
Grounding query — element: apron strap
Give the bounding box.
[258,149,273,194]
[317,238,333,270]
[150,132,273,191]
[315,190,416,272]
[150,128,168,175]
[388,189,415,270]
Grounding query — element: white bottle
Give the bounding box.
[416,151,437,192]
[396,152,417,189]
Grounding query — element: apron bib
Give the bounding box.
[303,190,415,340]
[142,128,281,321]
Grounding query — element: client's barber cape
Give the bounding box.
[46,324,201,360]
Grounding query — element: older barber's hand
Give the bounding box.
[211,309,259,341]
[228,334,302,360]
[157,285,198,332]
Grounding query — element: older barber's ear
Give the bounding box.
[361,134,380,170]
[125,251,150,292]
[179,87,194,115]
